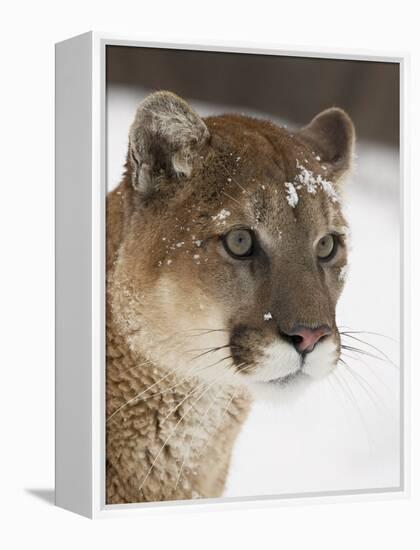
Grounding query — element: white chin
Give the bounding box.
[243,340,301,384]
[248,372,312,404]
[245,338,338,404]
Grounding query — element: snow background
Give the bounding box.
[106,85,400,497]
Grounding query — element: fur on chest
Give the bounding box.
[106,334,250,503]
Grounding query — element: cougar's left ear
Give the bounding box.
[128,91,210,197]
[298,108,355,181]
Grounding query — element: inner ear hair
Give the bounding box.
[128,91,210,196]
[298,107,355,181]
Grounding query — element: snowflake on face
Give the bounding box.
[284,160,339,209]
[284,182,299,208]
[212,209,231,225]
[295,161,339,202]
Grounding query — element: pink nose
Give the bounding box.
[287,325,331,354]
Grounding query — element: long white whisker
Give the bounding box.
[341,351,395,396]
[117,359,154,377]
[326,375,353,425]
[340,360,391,415]
[107,343,233,422]
[196,389,238,460]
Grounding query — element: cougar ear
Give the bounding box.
[128,91,210,196]
[298,108,355,181]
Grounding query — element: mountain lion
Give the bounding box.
[106,91,355,504]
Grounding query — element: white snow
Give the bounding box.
[284,163,339,208]
[211,208,231,225]
[284,182,299,208]
[263,312,273,321]
[295,161,339,203]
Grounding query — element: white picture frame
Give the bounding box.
[55,31,410,519]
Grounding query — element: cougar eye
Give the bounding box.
[316,234,337,261]
[223,228,254,258]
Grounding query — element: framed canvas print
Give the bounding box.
[55,32,409,518]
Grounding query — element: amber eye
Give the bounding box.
[223,228,254,258]
[316,234,337,261]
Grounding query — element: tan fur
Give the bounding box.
[106,324,249,503]
[106,92,354,504]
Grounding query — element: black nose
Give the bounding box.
[284,325,332,354]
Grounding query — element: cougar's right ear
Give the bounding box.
[128,91,210,197]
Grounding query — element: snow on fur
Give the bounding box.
[284,182,299,208]
[285,161,339,208]
[212,208,231,226]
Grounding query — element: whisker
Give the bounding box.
[172,388,221,494]
[333,369,373,452]
[338,327,398,343]
[339,358,389,415]
[187,331,230,339]
[160,380,209,426]
[117,359,153,377]
[341,344,394,367]
[327,373,355,427]
[196,389,238,460]
[106,367,181,423]
[107,347,236,423]
[340,351,395,396]
[188,345,234,353]
[160,355,234,426]
[120,365,209,408]
[182,328,230,334]
[186,344,232,363]
[340,332,398,369]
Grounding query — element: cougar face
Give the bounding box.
[108,92,355,400]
